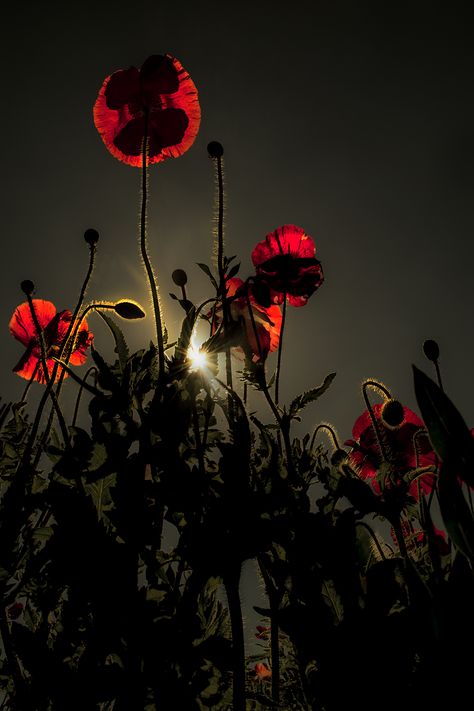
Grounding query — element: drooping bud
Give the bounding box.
[422,339,440,362]
[84,228,99,246]
[207,141,224,158]
[331,448,348,467]
[114,300,145,319]
[172,269,188,287]
[381,399,405,429]
[20,280,35,296]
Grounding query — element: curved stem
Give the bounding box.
[362,379,391,464]
[140,109,165,378]
[310,423,340,452]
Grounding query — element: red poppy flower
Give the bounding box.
[254,662,272,680]
[251,224,324,307]
[345,403,436,499]
[9,300,93,384]
[93,54,200,167]
[210,278,282,362]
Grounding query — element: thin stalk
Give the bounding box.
[257,555,281,705]
[140,109,165,377]
[310,423,340,452]
[20,362,39,402]
[224,568,246,711]
[72,366,98,427]
[362,380,392,464]
[36,240,97,451]
[274,290,287,406]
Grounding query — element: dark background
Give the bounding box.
[1,0,473,636]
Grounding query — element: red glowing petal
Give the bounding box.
[9,300,57,346]
[68,322,93,365]
[13,351,60,385]
[148,108,189,155]
[94,54,200,167]
[104,67,140,109]
[113,116,147,157]
[352,404,383,441]
[140,55,180,103]
[252,225,316,267]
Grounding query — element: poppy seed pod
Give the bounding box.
[84,228,99,246]
[423,339,440,362]
[172,269,188,287]
[20,280,35,296]
[381,399,405,429]
[114,300,146,319]
[207,141,224,158]
[331,448,348,467]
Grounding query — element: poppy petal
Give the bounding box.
[140,55,180,103]
[9,300,57,347]
[104,67,140,109]
[148,109,188,156]
[113,116,146,158]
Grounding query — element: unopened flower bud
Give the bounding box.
[84,228,99,246]
[172,269,188,287]
[423,339,440,362]
[331,448,348,467]
[20,280,35,296]
[114,300,145,319]
[207,141,224,158]
[381,399,405,429]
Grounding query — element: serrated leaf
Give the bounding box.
[288,372,336,420]
[97,311,129,373]
[413,365,474,486]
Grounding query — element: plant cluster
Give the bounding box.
[1,53,474,711]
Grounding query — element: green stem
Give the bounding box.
[257,556,280,705]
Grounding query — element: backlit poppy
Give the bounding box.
[251,225,324,307]
[254,662,272,680]
[210,278,282,362]
[9,300,93,384]
[345,403,436,499]
[93,54,200,167]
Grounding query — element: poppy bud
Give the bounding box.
[84,228,99,246]
[20,280,35,296]
[172,269,188,287]
[114,300,145,319]
[207,141,224,158]
[423,339,440,362]
[381,399,405,429]
[331,448,348,467]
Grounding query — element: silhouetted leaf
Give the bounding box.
[413,365,474,486]
[97,311,130,372]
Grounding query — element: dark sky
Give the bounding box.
[1,0,473,442]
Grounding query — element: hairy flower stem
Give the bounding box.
[39,241,97,450]
[25,295,69,449]
[257,555,281,704]
[141,109,165,378]
[310,423,340,452]
[20,362,39,402]
[362,380,392,463]
[224,568,246,711]
[274,290,287,406]
[212,151,234,414]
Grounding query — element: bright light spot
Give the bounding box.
[188,340,208,371]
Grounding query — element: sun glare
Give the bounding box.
[188,341,208,371]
